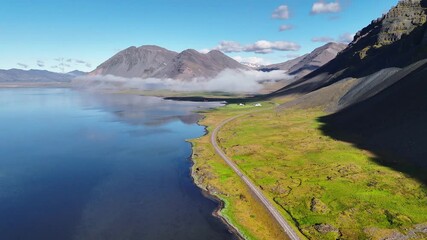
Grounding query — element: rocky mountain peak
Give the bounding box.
[347,0,427,59]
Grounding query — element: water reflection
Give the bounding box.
[0,88,234,240]
[77,92,222,126]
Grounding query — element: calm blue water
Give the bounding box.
[0,88,236,240]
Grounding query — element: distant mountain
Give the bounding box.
[260,42,347,79]
[155,49,247,80]
[0,69,82,82]
[259,54,306,73]
[91,45,178,79]
[91,45,248,80]
[67,70,87,77]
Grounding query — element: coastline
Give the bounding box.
[188,118,246,240]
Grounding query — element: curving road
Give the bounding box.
[211,114,301,240]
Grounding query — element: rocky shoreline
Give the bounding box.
[188,117,246,240]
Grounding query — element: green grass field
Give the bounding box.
[214,106,427,239]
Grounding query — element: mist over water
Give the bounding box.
[73,69,290,93]
[0,88,236,240]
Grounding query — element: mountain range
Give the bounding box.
[0,41,344,85]
[0,69,86,82]
[90,45,248,80]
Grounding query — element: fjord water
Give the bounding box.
[0,88,236,240]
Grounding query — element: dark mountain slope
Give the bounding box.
[319,60,427,184]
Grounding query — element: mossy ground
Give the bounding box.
[192,100,427,240]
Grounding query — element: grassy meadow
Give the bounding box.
[192,100,427,239]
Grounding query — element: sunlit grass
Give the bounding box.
[216,107,427,239]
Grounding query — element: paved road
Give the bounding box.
[210,114,301,240]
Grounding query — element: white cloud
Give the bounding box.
[213,40,300,54]
[311,1,341,14]
[214,41,243,53]
[272,5,290,19]
[338,32,354,43]
[279,24,293,32]
[311,36,335,43]
[73,69,291,93]
[245,40,300,54]
[232,56,271,66]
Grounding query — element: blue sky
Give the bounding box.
[1,0,398,72]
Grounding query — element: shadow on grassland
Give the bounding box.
[319,64,427,185]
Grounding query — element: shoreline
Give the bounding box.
[187,117,246,240]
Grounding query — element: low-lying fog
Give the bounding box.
[72,69,290,93]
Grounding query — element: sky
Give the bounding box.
[0,0,398,72]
